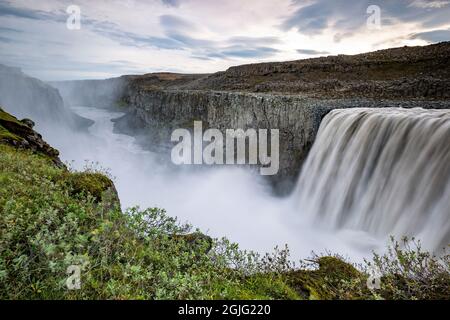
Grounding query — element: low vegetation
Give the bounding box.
[0,108,448,300]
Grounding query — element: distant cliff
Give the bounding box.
[51,77,130,109]
[115,42,450,99]
[51,73,207,109]
[0,64,92,131]
[183,42,450,99]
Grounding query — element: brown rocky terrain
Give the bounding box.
[126,42,450,99]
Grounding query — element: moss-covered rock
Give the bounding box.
[0,123,22,143]
[0,108,26,142]
[63,171,118,204]
[285,256,366,300]
[170,232,213,254]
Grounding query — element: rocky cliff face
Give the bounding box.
[0,64,92,131]
[55,42,450,193]
[0,107,64,167]
[114,89,450,192]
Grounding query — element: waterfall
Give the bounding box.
[293,108,450,252]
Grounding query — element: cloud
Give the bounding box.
[0,2,189,51]
[220,46,279,58]
[159,15,196,32]
[166,32,214,48]
[281,1,334,35]
[204,36,281,59]
[227,36,281,46]
[409,0,450,8]
[0,35,15,43]
[0,26,22,33]
[333,32,353,43]
[192,36,281,60]
[0,1,281,60]
[95,27,184,50]
[409,29,450,42]
[161,0,181,7]
[123,35,184,50]
[281,0,450,35]
[296,49,329,55]
[0,2,64,22]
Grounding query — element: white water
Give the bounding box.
[46,106,381,262]
[46,106,449,261]
[293,108,450,253]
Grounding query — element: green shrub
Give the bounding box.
[64,172,115,201]
[366,237,450,300]
[0,144,298,299]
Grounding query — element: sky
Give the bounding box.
[0,0,449,81]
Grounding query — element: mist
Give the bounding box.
[43,106,381,262]
[0,64,93,138]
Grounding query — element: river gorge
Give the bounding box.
[2,43,450,263]
[2,0,450,302]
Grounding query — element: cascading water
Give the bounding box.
[293,108,450,252]
[48,105,449,260]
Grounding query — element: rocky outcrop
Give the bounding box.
[0,64,92,130]
[0,107,64,167]
[0,107,121,205]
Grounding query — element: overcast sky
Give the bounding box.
[0,0,449,80]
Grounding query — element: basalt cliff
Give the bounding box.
[52,42,450,193]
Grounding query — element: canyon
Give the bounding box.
[52,42,450,193]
